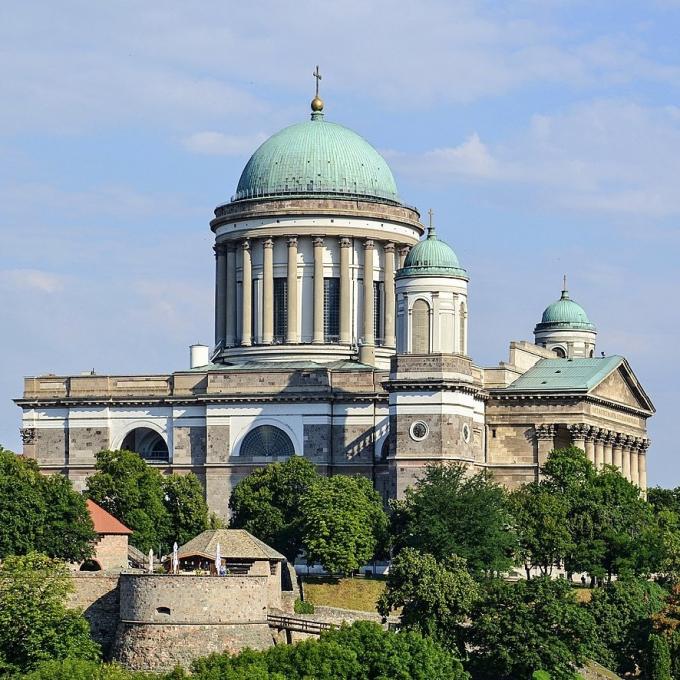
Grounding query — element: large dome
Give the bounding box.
[537,289,595,330]
[398,227,467,279]
[233,110,400,204]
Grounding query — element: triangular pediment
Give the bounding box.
[590,361,654,413]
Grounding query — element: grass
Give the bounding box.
[302,576,387,613]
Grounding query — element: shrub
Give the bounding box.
[294,598,315,614]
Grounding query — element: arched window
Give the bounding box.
[411,299,430,353]
[79,559,102,572]
[553,347,566,358]
[121,427,169,462]
[240,425,295,458]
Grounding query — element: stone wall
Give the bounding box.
[94,534,129,572]
[68,573,120,657]
[68,426,110,465]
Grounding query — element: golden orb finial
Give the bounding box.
[311,95,324,112]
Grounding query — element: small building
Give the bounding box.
[81,499,132,572]
[169,528,287,609]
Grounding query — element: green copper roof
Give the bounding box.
[535,288,595,332]
[500,356,623,393]
[233,110,400,204]
[397,226,468,279]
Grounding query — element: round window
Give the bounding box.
[462,423,471,444]
[409,421,429,442]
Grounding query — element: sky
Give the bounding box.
[0,1,678,485]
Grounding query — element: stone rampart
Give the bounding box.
[112,573,274,671]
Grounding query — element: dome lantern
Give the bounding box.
[534,278,597,358]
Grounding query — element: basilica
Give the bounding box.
[17,86,655,515]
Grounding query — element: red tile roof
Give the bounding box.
[86,499,132,535]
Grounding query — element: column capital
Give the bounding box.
[263,237,274,249]
[604,431,617,445]
[535,423,556,440]
[398,245,411,256]
[240,238,250,251]
[586,426,601,441]
[363,239,375,250]
[384,241,396,253]
[287,236,298,248]
[568,423,589,440]
[640,438,651,452]
[312,236,325,247]
[621,434,636,450]
[339,236,352,248]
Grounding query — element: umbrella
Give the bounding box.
[148,549,154,574]
[215,542,221,575]
[172,542,178,574]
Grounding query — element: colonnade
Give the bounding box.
[535,423,649,489]
[214,236,411,361]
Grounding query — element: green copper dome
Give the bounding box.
[233,110,400,204]
[397,227,468,279]
[536,289,595,331]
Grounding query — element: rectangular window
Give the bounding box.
[374,281,384,346]
[323,277,340,342]
[274,277,287,343]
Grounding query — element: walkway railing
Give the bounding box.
[267,614,337,635]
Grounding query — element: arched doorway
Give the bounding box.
[79,559,102,572]
[240,425,295,458]
[121,427,169,462]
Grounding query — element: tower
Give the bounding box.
[386,217,484,498]
[534,280,597,358]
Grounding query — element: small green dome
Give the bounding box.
[233,110,400,204]
[397,227,468,279]
[537,289,595,330]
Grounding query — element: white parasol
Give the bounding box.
[148,549,154,574]
[172,542,179,574]
[215,542,221,575]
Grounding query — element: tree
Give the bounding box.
[509,482,574,577]
[0,447,95,562]
[648,487,680,517]
[0,553,100,674]
[392,464,516,575]
[229,456,320,561]
[467,577,596,680]
[586,577,667,676]
[377,548,478,653]
[162,474,210,547]
[646,634,672,680]
[300,475,388,575]
[21,659,159,679]
[541,447,658,581]
[190,620,468,680]
[86,450,170,553]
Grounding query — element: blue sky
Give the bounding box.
[1,1,678,485]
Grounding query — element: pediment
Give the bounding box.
[590,363,654,413]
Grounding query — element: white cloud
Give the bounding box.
[182,131,268,156]
[0,269,66,293]
[391,100,680,218]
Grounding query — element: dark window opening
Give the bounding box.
[241,425,295,458]
[274,277,288,343]
[79,559,102,572]
[122,428,169,462]
[374,281,384,346]
[156,607,171,615]
[323,277,340,342]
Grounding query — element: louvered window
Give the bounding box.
[274,278,287,343]
[324,278,340,342]
[411,299,430,353]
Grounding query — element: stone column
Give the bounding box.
[535,424,556,471]
[398,245,410,269]
[214,245,226,348]
[262,237,274,345]
[630,439,640,487]
[313,237,325,343]
[360,239,375,364]
[384,242,396,348]
[584,428,598,466]
[612,433,623,472]
[568,423,588,453]
[622,436,632,480]
[339,237,351,344]
[594,430,606,469]
[225,245,237,347]
[286,237,299,344]
[604,430,615,467]
[240,239,252,346]
[639,439,649,492]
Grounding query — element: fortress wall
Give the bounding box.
[119,573,269,624]
[68,573,121,657]
[113,573,273,671]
